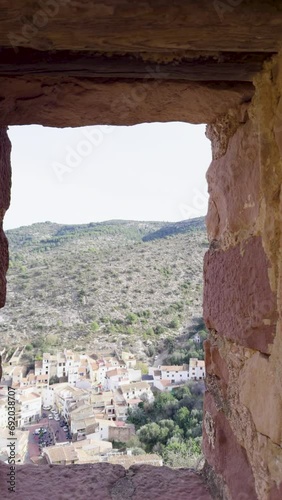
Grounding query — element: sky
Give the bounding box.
[5,123,211,230]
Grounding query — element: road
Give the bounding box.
[153,350,168,367]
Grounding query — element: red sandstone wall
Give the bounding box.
[203,55,282,500]
[0,128,11,308]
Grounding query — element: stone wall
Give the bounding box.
[203,53,282,500]
[0,128,11,309]
[0,28,281,499]
[109,425,135,443]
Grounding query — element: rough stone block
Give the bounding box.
[239,352,282,446]
[206,120,259,243]
[204,236,277,353]
[203,392,257,500]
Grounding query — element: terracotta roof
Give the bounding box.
[189,358,205,368]
[106,368,127,378]
[126,398,143,405]
[17,392,41,402]
[108,454,162,468]
[44,444,78,464]
[95,418,117,427]
[161,365,189,372]
[120,382,150,392]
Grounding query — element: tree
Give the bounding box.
[49,375,59,385]
[127,407,148,428]
[163,436,203,468]
[175,407,190,432]
[138,422,162,450]
[136,362,148,375]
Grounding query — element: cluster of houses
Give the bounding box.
[0,346,205,465]
[148,358,205,391]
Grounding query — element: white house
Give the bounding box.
[160,365,189,384]
[16,389,42,427]
[41,386,55,407]
[120,382,154,403]
[104,368,129,391]
[127,368,142,384]
[56,353,67,379]
[153,379,176,392]
[88,360,99,383]
[97,361,109,385]
[53,384,89,420]
[42,353,57,381]
[121,351,137,369]
[189,358,205,380]
[94,418,117,440]
[34,360,43,377]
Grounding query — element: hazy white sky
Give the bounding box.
[5,123,211,230]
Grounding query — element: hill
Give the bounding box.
[0,218,208,360]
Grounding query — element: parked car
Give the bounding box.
[63,426,69,432]
[48,415,54,420]
[51,409,57,414]
[34,428,47,435]
[59,421,65,427]
[42,405,51,411]
[54,416,60,421]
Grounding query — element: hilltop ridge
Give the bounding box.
[1,218,207,359]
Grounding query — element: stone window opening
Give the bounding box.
[0,10,281,494]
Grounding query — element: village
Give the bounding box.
[0,346,205,467]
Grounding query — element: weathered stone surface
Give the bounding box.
[239,352,282,446]
[203,392,257,500]
[204,236,277,353]
[204,339,229,401]
[0,76,254,126]
[0,128,11,308]
[269,481,282,500]
[0,49,269,82]
[1,0,282,54]
[206,119,260,244]
[0,462,212,500]
[130,465,212,500]
[204,339,229,385]
[0,128,11,211]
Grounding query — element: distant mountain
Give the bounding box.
[1,218,208,359]
[142,217,206,241]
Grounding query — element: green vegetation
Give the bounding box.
[0,218,208,357]
[163,320,208,366]
[127,383,204,468]
[49,375,60,385]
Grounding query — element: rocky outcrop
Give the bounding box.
[0,462,212,500]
